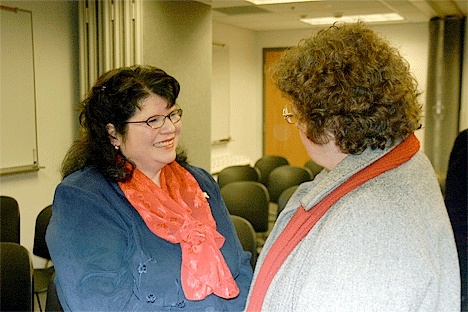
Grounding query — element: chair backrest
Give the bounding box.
[1,196,20,243]
[217,165,260,189]
[221,181,270,232]
[254,155,289,186]
[33,204,53,260]
[304,159,323,177]
[230,215,257,269]
[45,275,64,312]
[0,242,34,311]
[267,165,312,203]
[277,185,299,217]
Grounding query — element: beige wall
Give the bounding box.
[0,0,213,267]
[0,0,79,267]
[211,22,263,165]
[142,1,212,170]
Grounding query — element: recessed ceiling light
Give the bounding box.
[300,13,404,25]
[245,0,322,5]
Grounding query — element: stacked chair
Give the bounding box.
[221,181,270,234]
[277,185,299,217]
[45,274,64,311]
[33,205,55,312]
[230,215,257,268]
[304,159,323,177]
[217,165,260,189]
[267,165,313,204]
[1,199,58,311]
[1,242,34,311]
[1,196,34,311]
[218,157,317,262]
[1,196,20,243]
[221,180,270,258]
[254,155,289,186]
[215,164,267,268]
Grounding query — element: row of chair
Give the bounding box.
[218,156,322,267]
[256,155,323,186]
[217,158,321,203]
[218,155,322,188]
[0,196,55,312]
[222,181,303,268]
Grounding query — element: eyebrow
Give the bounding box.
[140,106,180,120]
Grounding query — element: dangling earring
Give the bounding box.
[114,145,120,150]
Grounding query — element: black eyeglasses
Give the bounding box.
[123,108,183,129]
[282,104,297,124]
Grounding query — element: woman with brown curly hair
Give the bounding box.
[246,22,459,311]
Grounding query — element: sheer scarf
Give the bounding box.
[118,162,239,301]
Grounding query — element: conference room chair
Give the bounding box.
[254,155,289,186]
[1,195,20,243]
[33,204,55,312]
[277,185,299,218]
[220,181,270,234]
[230,215,257,269]
[304,159,324,177]
[45,273,63,312]
[1,242,34,311]
[217,165,260,189]
[267,165,312,203]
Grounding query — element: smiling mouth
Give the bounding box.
[153,139,174,148]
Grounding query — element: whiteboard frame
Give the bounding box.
[0,5,40,175]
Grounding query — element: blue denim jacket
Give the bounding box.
[46,164,253,311]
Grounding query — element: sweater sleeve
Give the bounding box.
[46,179,143,311]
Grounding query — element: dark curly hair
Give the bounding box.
[271,22,422,155]
[61,65,187,181]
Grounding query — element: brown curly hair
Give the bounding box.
[271,22,422,155]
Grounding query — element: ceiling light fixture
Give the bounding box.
[300,13,404,25]
[245,0,322,5]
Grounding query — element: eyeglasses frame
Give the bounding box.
[123,108,183,130]
[282,104,297,124]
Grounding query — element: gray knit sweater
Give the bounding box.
[247,146,460,311]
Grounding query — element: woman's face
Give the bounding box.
[109,93,182,179]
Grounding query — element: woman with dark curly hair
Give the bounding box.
[46,65,252,311]
[246,22,459,311]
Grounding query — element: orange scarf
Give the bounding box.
[118,162,239,301]
[246,133,420,311]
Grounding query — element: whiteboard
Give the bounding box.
[0,6,39,175]
[211,44,230,144]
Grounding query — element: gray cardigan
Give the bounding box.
[247,146,460,311]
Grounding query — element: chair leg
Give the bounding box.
[36,292,43,312]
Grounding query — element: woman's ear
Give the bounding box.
[106,123,122,148]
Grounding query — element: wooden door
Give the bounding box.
[264,49,310,167]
